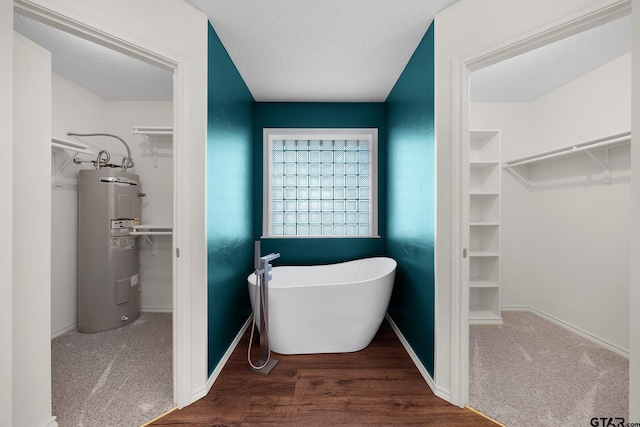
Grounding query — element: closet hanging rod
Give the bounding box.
[503,131,631,169]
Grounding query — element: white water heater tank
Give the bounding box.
[77,169,141,333]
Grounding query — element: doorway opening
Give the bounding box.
[14,11,177,426]
[463,12,631,427]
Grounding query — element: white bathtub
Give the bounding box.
[247,256,397,355]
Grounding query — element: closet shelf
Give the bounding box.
[132,126,173,168]
[470,280,499,289]
[51,137,96,187]
[503,131,631,187]
[469,251,500,257]
[51,137,95,155]
[470,191,500,196]
[132,126,173,136]
[132,224,172,230]
[130,231,172,236]
[469,306,503,324]
[131,224,172,236]
[131,224,172,256]
[470,161,500,168]
[470,222,499,227]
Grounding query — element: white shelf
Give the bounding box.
[503,131,630,186]
[131,224,172,236]
[470,161,500,168]
[133,224,172,230]
[469,251,499,257]
[132,126,173,136]
[470,222,499,227]
[130,224,172,256]
[132,126,173,168]
[469,305,503,324]
[470,279,499,289]
[470,191,499,196]
[51,137,94,155]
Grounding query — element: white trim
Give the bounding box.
[448,0,631,409]
[43,417,58,427]
[499,305,529,311]
[262,128,379,238]
[50,323,76,339]
[196,317,253,401]
[386,315,450,402]
[501,306,629,358]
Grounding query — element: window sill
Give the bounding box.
[260,235,381,239]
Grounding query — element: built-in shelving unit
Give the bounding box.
[469,130,502,325]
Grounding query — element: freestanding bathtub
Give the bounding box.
[247,257,397,355]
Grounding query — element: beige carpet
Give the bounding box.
[51,312,174,427]
[469,311,628,427]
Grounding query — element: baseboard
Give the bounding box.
[51,323,76,339]
[501,305,629,358]
[385,314,451,403]
[51,309,173,339]
[140,308,173,313]
[201,316,252,398]
[500,305,529,312]
[43,416,58,427]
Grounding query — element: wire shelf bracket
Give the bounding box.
[51,137,95,187]
[132,126,173,168]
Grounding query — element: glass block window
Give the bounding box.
[263,129,378,238]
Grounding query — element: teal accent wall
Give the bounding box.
[207,24,255,374]
[254,103,386,265]
[385,24,436,375]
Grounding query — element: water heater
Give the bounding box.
[77,169,141,333]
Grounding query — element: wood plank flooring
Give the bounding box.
[150,320,497,426]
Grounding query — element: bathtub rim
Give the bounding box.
[247,256,397,289]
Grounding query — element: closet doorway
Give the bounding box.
[14,11,177,426]
[465,14,631,426]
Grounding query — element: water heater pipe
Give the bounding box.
[67,132,135,171]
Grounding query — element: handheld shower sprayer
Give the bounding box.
[248,241,280,375]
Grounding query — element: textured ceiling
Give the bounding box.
[13,14,173,102]
[185,0,459,102]
[13,5,631,104]
[471,15,631,102]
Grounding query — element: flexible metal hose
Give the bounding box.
[67,132,134,171]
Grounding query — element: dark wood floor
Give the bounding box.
[151,320,497,426]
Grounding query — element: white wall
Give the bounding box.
[471,53,631,353]
[51,74,173,335]
[629,0,640,420]
[0,1,13,424]
[51,73,105,336]
[13,32,55,427]
[434,0,631,407]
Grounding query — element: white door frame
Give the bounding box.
[14,0,203,409]
[448,0,631,407]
